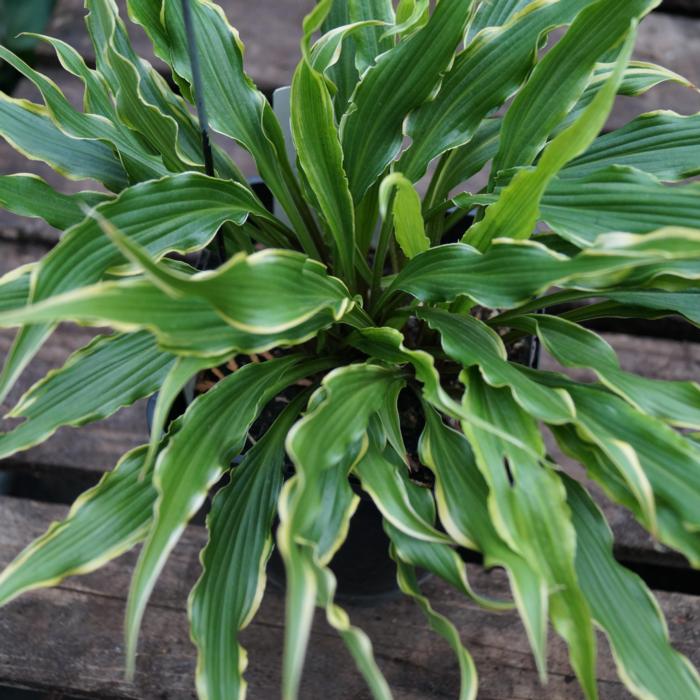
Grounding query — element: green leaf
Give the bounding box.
[433,59,689,199]
[0,266,31,313]
[417,307,575,425]
[399,0,591,182]
[385,0,428,39]
[540,167,700,247]
[97,222,353,333]
[574,385,700,537]
[124,0,171,72]
[0,43,169,182]
[348,326,549,463]
[85,0,207,169]
[94,19,197,172]
[125,355,332,677]
[596,60,693,97]
[157,0,319,255]
[88,1,244,181]
[511,314,700,428]
[39,27,253,186]
[349,0,395,70]
[466,26,636,250]
[379,172,430,259]
[492,0,657,174]
[431,118,501,201]
[391,556,478,700]
[558,61,695,134]
[142,353,231,475]
[385,229,700,309]
[0,93,127,190]
[0,446,156,607]
[418,406,549,677]
[461,371,598,700]
[596,290,700,326]
[279,467,391,700]
[562,111,700,181]
[189,391,307,700]
[0,276,349,358]
[0,173,269,404]
[0,332,174,460]
[559,298,700,328]
[0,174,109,230]
[564,477,700,699]
[292,10,356,286]
[321,2,359,112]
[538,373,700,565]
[28,33,118,118]
[34,29,246,183]
[369,454,482,700]
[357,437,512,612]
[309,19,386,75]
[279,362,403,700]
[376,381,406,464]
[468,0,533,39]
[340,0,474,200]
[287,363,404,479]
[354,441,449,544]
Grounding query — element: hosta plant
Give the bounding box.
[0,0,699,698]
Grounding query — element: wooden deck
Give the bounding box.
[1,2,699,698]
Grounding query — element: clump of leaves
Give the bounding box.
[0,1,699,698]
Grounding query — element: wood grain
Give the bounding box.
[0,495,697,700]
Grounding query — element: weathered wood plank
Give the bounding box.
[0,495,697,700]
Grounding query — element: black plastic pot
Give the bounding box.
[266,473,402,600]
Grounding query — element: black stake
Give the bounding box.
[181,0,227,266]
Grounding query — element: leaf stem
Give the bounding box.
[423,151,452,243]
[277,160,328,261]
[369,196,395,313]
